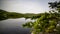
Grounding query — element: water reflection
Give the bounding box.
[0,18,34,34]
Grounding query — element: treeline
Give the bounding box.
[0,9,53,21]
[0,9,40,21]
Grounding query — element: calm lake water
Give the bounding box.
[0,18,34,34]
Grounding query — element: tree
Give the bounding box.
[23,12,59,34]
[0,9,38,21]
[48,1,60,34]
[22,1,60,34]
[0,9,8,21]
[48,1,60,13]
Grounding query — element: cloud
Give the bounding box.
[1,0,59,13]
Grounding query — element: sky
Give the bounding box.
[0,0,59,14]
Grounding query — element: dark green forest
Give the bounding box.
[0,9,39,21]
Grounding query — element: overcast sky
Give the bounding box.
[0,0,59,14]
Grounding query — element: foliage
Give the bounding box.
[0,9,24,21]
[22,1,60,34]
[56,26,60,34]
[48,1,60,34]
[0,1,60,34]
[48,1,60,12]
[23,12,59,34]
[0,9,38,21]
[0,9,8,21]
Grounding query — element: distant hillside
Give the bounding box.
[0,9,40,21]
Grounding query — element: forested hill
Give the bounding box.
[0,9,41,21]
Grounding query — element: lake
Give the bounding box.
[0,18,34,34]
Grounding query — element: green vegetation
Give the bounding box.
[0,9,38,21]
[0,9,23,21]
[22,1,60,34]
[0,1,60,34]
[0,9,8,21]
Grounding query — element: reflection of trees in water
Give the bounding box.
[0,9,8,21]
[0,9,38,21]
[0,9,25,21]
[0,1,60,34]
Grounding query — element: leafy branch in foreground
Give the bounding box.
[22,1,60,34]
[23,12,59,34]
